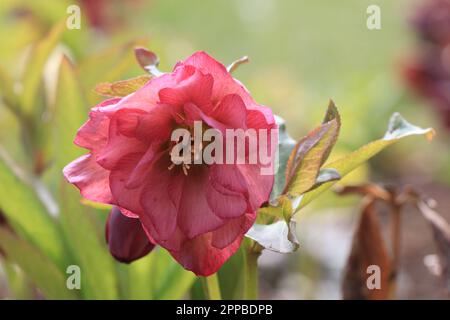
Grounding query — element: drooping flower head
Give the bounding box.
[64,51,276,275]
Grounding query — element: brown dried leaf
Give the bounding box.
[418,201,450,293]
[342,198,392,300]
[335,183,391,201]
[227,56,249,73]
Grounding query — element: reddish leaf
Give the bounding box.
[284,100,340,196]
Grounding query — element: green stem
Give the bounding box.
[244,250,260,300]
[203,273,222,300]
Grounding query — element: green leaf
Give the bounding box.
[53,56,87,162]
[217,246,245,299]
[0,227,78,300]
[59,185,119,299]
[270,115,296,201]
[80,198,113,211]
[298,113,435,211]
[94,75,151,97]
[0,65,19,112]
[122,254,156,300]
[284,100,340,196]
[153,249,196,299]
[383,112,435,140]
[248,111,432,255]
[190,278,207,300]
[249,194,299,253]
[259,192,301,223]
[2,260,34,299]
[53,56,118,299]
[311,168,341,189]
[246,220,299,253]
[20,22,64,113]
[0,149,67,268]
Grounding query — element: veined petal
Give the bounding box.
[210,94,247,129]
[96,108,148,170]
[176,167,224,239]
[138,156,181,242]
[63,154,113,203]
[159,68,213,111]
[168,212,254,276]
[74,98,121,152]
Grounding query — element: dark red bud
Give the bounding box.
[105,206,155,263]
[134,47,159,71]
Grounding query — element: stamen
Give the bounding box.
[168,163,175,170]
[175,112,185,121]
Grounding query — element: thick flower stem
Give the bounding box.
[244,250,260,300]
[203,274,222,300]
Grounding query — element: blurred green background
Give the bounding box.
[0,0,449,299]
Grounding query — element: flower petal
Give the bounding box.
[210,94,247,128]
[96,109,148,170]
[138,156,181,242]
[125,144,161,189]
[207,164,249,219]
[237,164,274,211]
[168,220,250,276]
[177,167,224,239]
[206,181,247,219]
[63,154,113,203]
[182,51,234,100]
[211,212,255,249]
[108,68,194,112]
[183,51,275,125]
[119,207,139,218]
[158,68,213,111]
[74,98,121,152]
[109,152,147,215]
[134,104,175,142]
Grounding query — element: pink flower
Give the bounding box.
[402,0,450,129]
[410,0,450,46]
[63,51,276,276]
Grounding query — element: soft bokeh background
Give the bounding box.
[0,0,449,299]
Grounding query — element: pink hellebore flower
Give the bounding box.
[63,51,276,276]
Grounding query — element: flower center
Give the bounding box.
[167,122,208,175]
